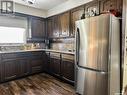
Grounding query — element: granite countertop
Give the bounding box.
[0,49,75,55]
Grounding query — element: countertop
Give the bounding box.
[0,49,75,55]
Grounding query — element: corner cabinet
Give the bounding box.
[45,52,75,84]
[28,16,46,42]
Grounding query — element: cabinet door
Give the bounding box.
[29,16,45,40]
[47,18,53,38]
[52,16,60,38]
[71,6,84,36]
[30,57,43,74]
[19,59,30,77]
[59,12,70,37]
[3,60,18,81]
[61,59,74,82]
[84,69,108,95]
[100,0,117,13]
[44,52,50,72]
[49,57,61,76]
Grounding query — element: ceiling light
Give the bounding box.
[22,0,35,4]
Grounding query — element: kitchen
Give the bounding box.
[0,0,125,95]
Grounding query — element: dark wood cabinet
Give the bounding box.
[0,51,45,82]
[46,52,75,84]
[19,59,30,77]
[52,16,60,38]
[100,0,122,14]
[30,57,43,74]
[71,6,85,36]
[47,16,60,38]
[100,0,117,13]
[59,12,70,37]
[44,52,50,72]
[49,53,61,77]
[47,18,53,38]
[61,54,74,83]
[28,16,45,42]
[3,59,18,81]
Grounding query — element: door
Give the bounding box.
[30,57,43,74]
[3,59,18,81]
[61,59,74,82]
[47,18,53,38]
[59,12,70,37]
[52,16,60,38]
[30,16,45,39]
[71,6,85,36]
[75,15,109,71]
[76,67,108,95]
[84,69,108,95]
[19,59,30,76]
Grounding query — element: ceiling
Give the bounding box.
[13,0,68,10]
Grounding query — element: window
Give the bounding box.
[0,26,26,43]
[0,16,28,44]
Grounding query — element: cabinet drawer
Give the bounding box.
[50,52,60,58]
[31,66,42,73]
[30,51,43,57]
[61,54,74,61]
[2,53,17,59]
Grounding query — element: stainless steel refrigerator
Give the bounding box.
[75,14,120,95]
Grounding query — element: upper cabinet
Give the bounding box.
[52,16,60,38]
[47,12,70,38]
[59,12,70,37]
[47,18,53,38]
[100,0,122,14]
[71,6,85,36]
[28,16,46,42]
[46,0,122,39]
[47,16,60,38]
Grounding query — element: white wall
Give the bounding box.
[15,3,47,18]
[123,0,127,92]
[47,0,93,17]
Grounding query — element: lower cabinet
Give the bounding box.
[18,59,30,77]
[0,51,45,82]
[3,59,18,81]
[49,57,61,77]
[46,52,75,84]
[30,57,43,74]
[61,59,74,83]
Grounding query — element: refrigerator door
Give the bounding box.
[75,15,110,72]
[84,69,108,95]
[75,67,108,95]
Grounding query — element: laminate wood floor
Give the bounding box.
[0,73,76,95]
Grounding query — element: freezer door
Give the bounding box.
[84,69,108,95]
[75,67,108,95]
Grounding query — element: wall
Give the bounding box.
[47,0,93,17]
[15,3,47,18]
[123,0,127,92]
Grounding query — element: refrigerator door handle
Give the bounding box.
[76,28,80,66]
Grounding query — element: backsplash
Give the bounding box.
[0,43,46,51]
[50,38,75,52]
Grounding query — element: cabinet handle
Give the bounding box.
[5,75,16,80]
